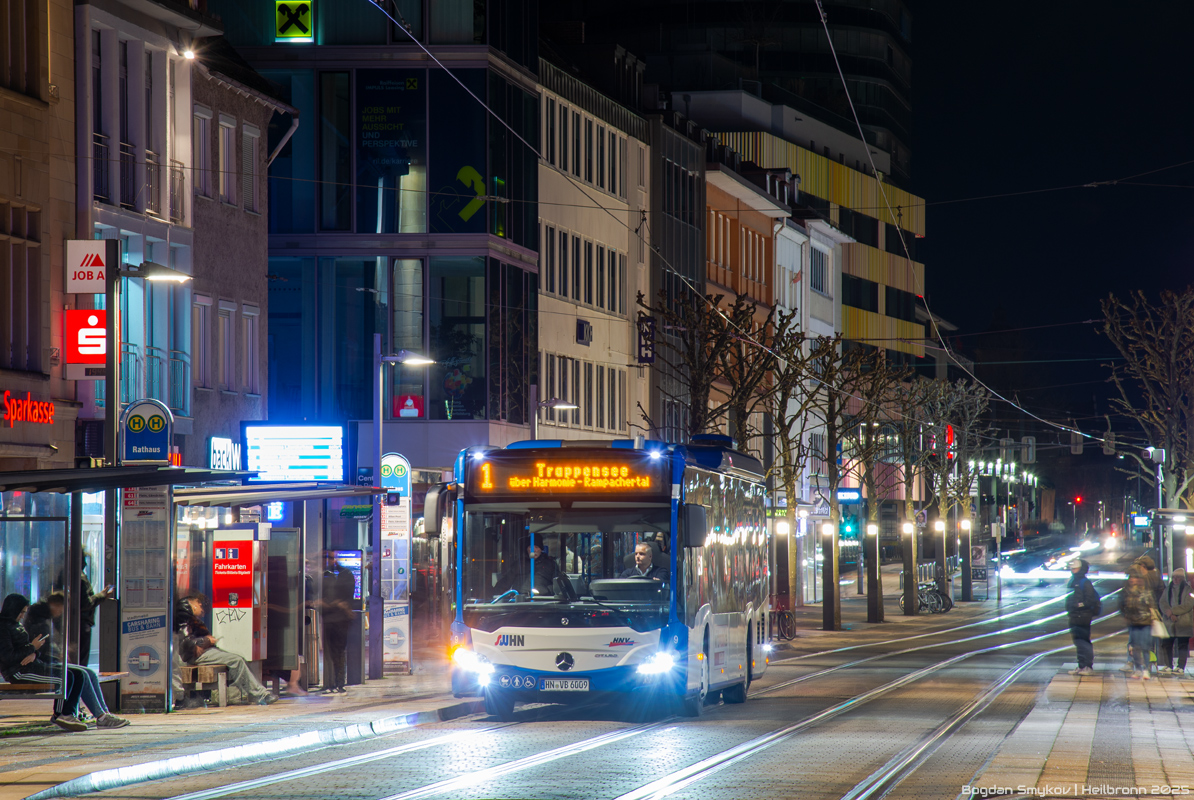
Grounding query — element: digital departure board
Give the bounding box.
[466,451,669,499]
[242,424,344,483]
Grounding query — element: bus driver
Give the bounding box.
[619,543,670,582]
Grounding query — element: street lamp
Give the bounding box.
[865,523,881,622]
[99,246,191,677]
[370,333,433,680]
[531,397,578,440]
[933,519,947,596]
[104,248,193,469]
[960,518,973,601]
[902,521,916,617]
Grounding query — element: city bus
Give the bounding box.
[423,435,772,719]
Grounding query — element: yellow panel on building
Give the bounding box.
[716,131,926,236]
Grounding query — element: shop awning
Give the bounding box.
[171,484,384,507]
[0,466,253,494]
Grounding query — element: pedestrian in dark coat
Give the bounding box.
[1120,574,1158,679]
[1065,559,1100,675]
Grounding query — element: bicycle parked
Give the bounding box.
[898,581,954,614]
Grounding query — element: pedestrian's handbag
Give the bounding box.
[1152,609,1171,639]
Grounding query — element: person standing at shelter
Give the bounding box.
[1066,559,1100,676]
[1120,571,1158,679]
[321,554,356,694]
[1159,568,1194,675]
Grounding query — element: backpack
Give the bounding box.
[1087,580,1102,616]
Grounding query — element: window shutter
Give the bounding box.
[241,131,256,211]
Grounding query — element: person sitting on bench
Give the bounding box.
[0,593,129,731]
[176,594,276,706]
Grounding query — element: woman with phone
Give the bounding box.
[0,593,129,731]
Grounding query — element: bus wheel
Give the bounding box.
[485,689,516,721]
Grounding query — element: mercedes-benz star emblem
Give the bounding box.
[555,652,575,671]
[561,617,569,625]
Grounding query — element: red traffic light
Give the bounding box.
[1075,496,1082,504]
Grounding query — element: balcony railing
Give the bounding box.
[93,133,110,203]
[169,160,185,223]
[145,151,162,217]
[119,142,136,209]
[169,351,190,416]
[120,343,139,403]
[144,346,167,403]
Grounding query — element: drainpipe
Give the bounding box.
[267,113,300,168]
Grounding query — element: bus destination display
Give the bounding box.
[468,453,668,498]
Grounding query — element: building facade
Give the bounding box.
[73,0,220,457]
[535,59,648,441]
[208,0,541,475]
[545,0,914,184]
[186,40,292,468]
[0,0,79,471]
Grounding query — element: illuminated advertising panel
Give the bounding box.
[242,424,344,483]
[64,309,107,381]
[465,451,670,500]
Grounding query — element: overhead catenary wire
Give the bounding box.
[808,0,1140,452]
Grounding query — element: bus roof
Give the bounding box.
[470,437,765,481]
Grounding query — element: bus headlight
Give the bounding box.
[637,652,676,675]
[762,643,773,653]
[451,647,495,675]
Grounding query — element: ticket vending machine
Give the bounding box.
[211,524,270,663]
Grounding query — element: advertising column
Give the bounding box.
[118,399,174,711]
[380,453,412,671]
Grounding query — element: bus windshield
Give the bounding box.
[461,507,672,609]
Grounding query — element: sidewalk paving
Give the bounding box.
[0,669,480,800]
[970,664,1194,798]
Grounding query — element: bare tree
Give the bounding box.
[636,289,779,447]
[840,358,914,524]
[922,379,993,521]
[888,377,937,525]
[767,327,838,607]
[1101,288,1194,509]
[803,342,889,629]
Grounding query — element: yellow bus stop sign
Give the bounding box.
[276,1,313,41]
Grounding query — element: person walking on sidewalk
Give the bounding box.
[1159,568,1194,675]
[1066,559,1100,676]
[1120,572,1158,679]
[0,594,129,731]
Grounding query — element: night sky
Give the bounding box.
[913,1,1194,485]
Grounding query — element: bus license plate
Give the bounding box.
[540,679,589,691]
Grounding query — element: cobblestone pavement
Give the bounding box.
[8,552,1185,800]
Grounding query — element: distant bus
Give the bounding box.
[424,435,773,719]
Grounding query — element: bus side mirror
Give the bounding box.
[423,485,444,537]
[682,503,707,548]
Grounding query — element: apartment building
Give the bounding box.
[535,58,649,441]
[0,0,78,470]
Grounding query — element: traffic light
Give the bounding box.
[840,515,855,536]
[1075,496,1082,504]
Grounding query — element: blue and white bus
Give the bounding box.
[424,435,772,719]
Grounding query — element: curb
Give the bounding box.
[25,698,485,800]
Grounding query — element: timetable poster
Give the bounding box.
[119,485,172,711]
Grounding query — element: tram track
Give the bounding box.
[151,613,1119,800]
[752,588,1121,697]
[612,627,1124,800]
[770,579,1118,666]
